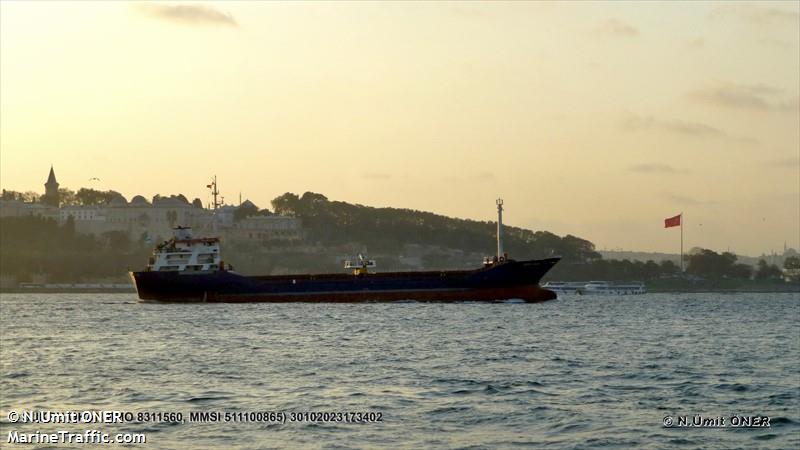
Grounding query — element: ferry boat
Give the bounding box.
[542,280,647,296]
[539,281,588,295]
[583,281,646,295]
[129,198,560,303]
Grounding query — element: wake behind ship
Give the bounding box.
[129,198,559,303]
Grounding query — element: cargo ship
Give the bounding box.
[129,197,559,303]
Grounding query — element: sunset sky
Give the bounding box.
[1,1,798,256]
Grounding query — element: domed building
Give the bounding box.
[130,195,150,206]
[108,194,128,207]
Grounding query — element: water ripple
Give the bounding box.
[0,292,797,449]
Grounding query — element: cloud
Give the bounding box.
[759,38,794,50]
[137,3,237,27]
[593,19,639,37]
[687,37,705,49]
[764,157,800,168]
[622,114,757,144]
[661,193,714,206]
[660,121,726,137]
[629,164,689,174]
[361,172,392,180]
[708,4,799,26]
[689,82,799,113]
[623,115,724,137]
[444,171,496,184]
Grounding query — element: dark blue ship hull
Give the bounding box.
[130,257,560,303]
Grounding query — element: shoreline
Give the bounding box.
[1,288,797,295]
[647,288,799,294]
[1,288,136,294]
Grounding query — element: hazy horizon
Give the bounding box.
[2,1,798,256]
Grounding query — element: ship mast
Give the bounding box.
[496,198,504,259]
[210,176,221,211]
[208,176,222,233]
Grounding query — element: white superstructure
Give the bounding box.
[148,227,226,272]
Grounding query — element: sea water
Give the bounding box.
[1,293,798,449]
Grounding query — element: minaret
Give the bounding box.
[43,165,60,207]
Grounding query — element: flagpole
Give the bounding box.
[680,212,684,273]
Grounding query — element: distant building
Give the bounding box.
[226,216,303,242]
[215,205,238,228]
[0,167,59,218]
[60,205,101,222]
[0,199,25,217]
[25,202,59,220]
[3,165,305,244]
[42,165,60,207]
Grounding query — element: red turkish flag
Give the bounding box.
[664,214,681,228]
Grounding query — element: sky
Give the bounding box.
[1,1,798,256]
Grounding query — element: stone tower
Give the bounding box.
[43,165,59,207]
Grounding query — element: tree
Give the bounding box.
[234,201,259,222]
[730,263,752,280]
[2,189,43,203]
[301,192,329,204]
[192,198,204,209]
[659,260,680,276]
[271,193,301,216]
[152,194,189,204]
[687,249,751,279]
[102,231,130,253]
[529,231,562,258]
[21,191,40,203]
[58,188,77,206]
[644,260,661,279]
[755,259,783,280]
[267,191,613,266]
[1,189,23,201]
[76,188,120,206]
[63,215,75,236]
[560,234,601,262]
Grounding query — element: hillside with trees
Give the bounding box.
[1,190,796,291]
[0,216,150,283]
[270,192,601,263]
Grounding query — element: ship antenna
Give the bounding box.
[211,176,220,212]
[496,198,504,259]
[205,176,221,233]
